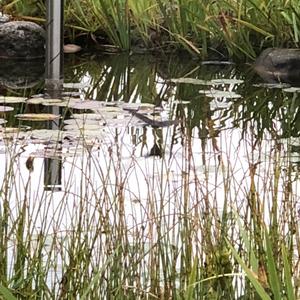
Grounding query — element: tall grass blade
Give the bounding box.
[227,241,271,300]
[292,13,299,43]
[80,251,115,300]
[185,257,198,300]
[281,244,295,300]
[232,18,273,38]
[265,231,281,300]
[0,285,17,300]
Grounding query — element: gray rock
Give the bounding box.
[0,13,10,24]
[254,48,300,85]
[0,21,45,59]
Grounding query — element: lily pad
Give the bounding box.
[210,99,231,110]
[29,149,64,159]
[71,100,105,110]
[31,129,63,141]
[62,91,82,98]
[15,113,60,121]
[64,129,103,139]
[253,83,290,89]
[170,78,212,85]
[91,107,127,123]
[55,98,81,107]
[283,87,300,93]
[63,82,91,89]
[0,96,27,103]
[0,106,14,112]
[0,127,31,140]
[171,100,190,105]
[211,78,244,85]
[26,98,44,105]
[0,119,7,125]
[27,98,63,105]
[64,124,101,131]
[105,101,124,107]
[29,146,85,159]
[41,100,65,106]
[201,61,235,65]
[0,127,29,133]
[30,93,45,98]
[96,106,123,113]
[64,118,103,126]
[199,89,242,99]
[121,103,158,111]
[71,113,103,120]
[104,116,145,127]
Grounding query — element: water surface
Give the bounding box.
[0,53,299,298]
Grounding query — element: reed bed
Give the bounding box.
[0,47,299,298]
[2,0,300,58]
[0,101,299,299]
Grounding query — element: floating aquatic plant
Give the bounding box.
[199,89,242,99]
[26,98,64,105]
[0,96,27,103]
[170,78,213,85]
[15,113,60,121]
[0,106,14,112]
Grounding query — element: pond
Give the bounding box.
[0,53,299,299]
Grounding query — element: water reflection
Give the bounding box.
[62,54,300,140]
[0,53,300,180]
[44,105,62,190]
[0,59,44,90]
[0,54,300,298]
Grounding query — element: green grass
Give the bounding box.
[3,0,300,59]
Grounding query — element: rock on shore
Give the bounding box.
[254,48,300,85]
[0,21,45,59]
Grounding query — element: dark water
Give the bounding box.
[1,53,300,146]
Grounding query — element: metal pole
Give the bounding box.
[44,0,63,190]
[45,0,64,97]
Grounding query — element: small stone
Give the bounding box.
[0,13,10,24]
[63,44,82,54]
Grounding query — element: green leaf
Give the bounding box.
[227,240,272,300]
[185,257,198,300]
[265,232,281,300]
[80,251,116,300]
[0,285,17,300]
[281,244,295,300]
[233,18,273,37]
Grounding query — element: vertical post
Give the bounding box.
[44,0,63,191]
[45,0,64,97]
[44,157,62,191]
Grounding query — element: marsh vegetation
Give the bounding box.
[0,0,300,299]
[2,0,300,59]
[0,55,299,299]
